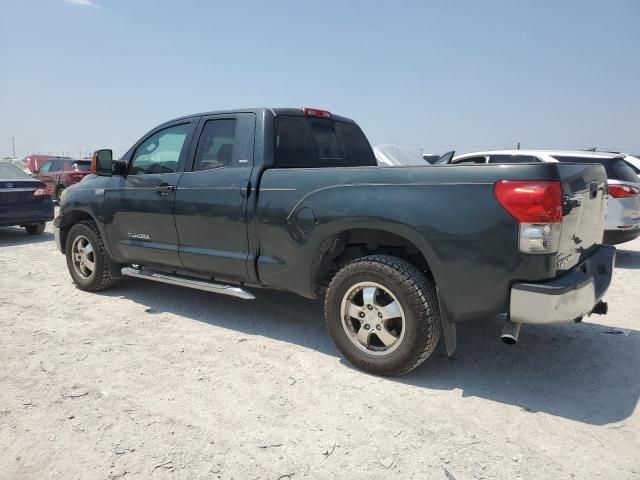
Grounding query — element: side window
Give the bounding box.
[50,160,63,171]
[489,155,538,163]
[453,156,487,165]
[39,161,52,173]
[129,123,190,175]
[193,119,238,171]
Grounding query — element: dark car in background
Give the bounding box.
[0,163,54,235]
[32,158,92,201]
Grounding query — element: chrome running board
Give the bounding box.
[121,267,255,300]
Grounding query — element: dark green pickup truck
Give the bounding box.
[54,107,615,375]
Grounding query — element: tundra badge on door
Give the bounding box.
[128,232,151,240]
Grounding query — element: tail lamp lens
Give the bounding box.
[33,187,48,197]
[608,184,640,198]
[494,180,563,254]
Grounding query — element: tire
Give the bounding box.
[25,223,46,235]
[54,185,65,203]
[324,255,441,376]
[65,220,118,291]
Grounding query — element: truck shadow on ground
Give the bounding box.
[103,278,639,427]
[0,227,54,247]
[615,249,640,269]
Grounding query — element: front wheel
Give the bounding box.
[324,255,441,376]
[65,220,118,291]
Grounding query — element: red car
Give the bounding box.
[32,158,93,201]
[23,154,70,174]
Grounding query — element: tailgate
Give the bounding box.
[555,163,607,272]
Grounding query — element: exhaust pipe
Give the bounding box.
[501,318,521,345]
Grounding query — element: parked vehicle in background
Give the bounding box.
[32,158,92,201]
[22,154,71,174]
[422,153,440,164]
[622,154,640,175]
[448,150,640,244]
[374,144,430,166]
[582,149,640,175]
[0,163,54,234]
[11,157,30,172]
[54,108,614,376]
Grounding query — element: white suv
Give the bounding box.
[449,150,640,245]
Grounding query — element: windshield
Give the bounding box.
[0,162,30,180]
[374,144,427,166]
[552,155,640,183]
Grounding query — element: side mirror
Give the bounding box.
[112,159,127,176]
[92,149,113,176]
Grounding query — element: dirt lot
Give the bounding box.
[1,220,638,480]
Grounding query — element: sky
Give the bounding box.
[1,0,639,159]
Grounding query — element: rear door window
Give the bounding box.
[552,156,640,183]
[193,119,238,171]
[50,160,63,172]
[489,154,540,163]
[275,116,375,168]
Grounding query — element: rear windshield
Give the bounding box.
[552,156,639,183]
[0,163,29,179]
[275,116,376,168]
[72,161,92,171]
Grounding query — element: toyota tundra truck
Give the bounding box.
[53,107,615,376]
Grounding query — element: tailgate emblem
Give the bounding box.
[4,182,13,189]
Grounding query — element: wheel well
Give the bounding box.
[59,210,94,251]
[314,229,432,296]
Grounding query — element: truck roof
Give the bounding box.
[159,107,358,127]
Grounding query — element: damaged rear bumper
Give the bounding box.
[509,245,616,324]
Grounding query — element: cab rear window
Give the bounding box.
[552,156,639,183]
[275,116,376,168]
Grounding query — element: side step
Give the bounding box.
[121,267,255,300]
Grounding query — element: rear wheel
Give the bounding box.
[25,223,46,235]
[324,255,441,376]
[65,221,118,291]
[54,185,65,203]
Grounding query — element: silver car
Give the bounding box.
[447,150,640,245]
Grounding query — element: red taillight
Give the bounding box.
[33,187,48,197]
[494,181,563,223]
[608,184,639,198]
[303,107,332,119]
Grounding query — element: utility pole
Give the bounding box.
[12,137,15,158]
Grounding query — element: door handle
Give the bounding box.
[156,184,176,195]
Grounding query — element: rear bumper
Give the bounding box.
[509,245,615,324]
[603,228,640,245]
[0,200,54,228]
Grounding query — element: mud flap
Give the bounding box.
[436,286,456,356]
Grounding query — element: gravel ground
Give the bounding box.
[1,220,638,480]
